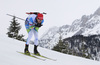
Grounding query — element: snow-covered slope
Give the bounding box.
[0,35,100,65]
[39,7,100,49]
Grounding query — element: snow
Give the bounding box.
[82,16,100,36]
[0,34,100,65]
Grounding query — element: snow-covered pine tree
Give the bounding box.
[7,16,25,41]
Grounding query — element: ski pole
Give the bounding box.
[7,14,25,21]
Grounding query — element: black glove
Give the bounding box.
[35,23,43,27]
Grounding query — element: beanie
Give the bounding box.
[37,13,43,20]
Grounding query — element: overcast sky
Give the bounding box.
[0,0,100,38]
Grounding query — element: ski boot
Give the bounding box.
[24,44,30,55]
[34,45,40,56]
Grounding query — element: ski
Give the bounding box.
[31,53,57,61]
[17,51,45,61]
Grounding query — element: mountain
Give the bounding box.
[39,25,70,49]
[0,34,100,65]
[39,7,100,49]
[94,7,100,15]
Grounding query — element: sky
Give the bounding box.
[0,0,100,38]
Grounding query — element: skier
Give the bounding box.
[24,12,44,55]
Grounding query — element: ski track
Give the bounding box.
[0,35,100,65]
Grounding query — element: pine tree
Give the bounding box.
[52,35,67,53]
[7,16,21,38]
[52,39,63,52]
[7,16,25,41]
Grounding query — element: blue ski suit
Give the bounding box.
[25,14,44,45]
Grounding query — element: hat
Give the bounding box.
[37,13,43,20]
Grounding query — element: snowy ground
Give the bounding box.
[0,35,100,65]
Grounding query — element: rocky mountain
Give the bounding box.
[39,25,70,49]
[39,7,100,49]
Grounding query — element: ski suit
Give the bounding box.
[25,14,44,45]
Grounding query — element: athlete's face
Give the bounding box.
[37,18,42,23]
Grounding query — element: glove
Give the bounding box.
[35,23,42,27]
